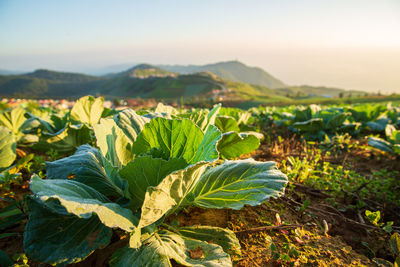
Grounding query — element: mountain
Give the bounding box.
[81,63,138,75]
[275,85,367,98]
[0,64,290,103]
[100,70,224,98]
[100,66,287,101]
[0,63,367,104]
[158,60,286,89]
[109,64,175,78]
[26,69,102,82]
[0,69,106,98]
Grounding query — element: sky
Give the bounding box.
[0,0,400,92]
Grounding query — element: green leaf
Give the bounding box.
[129,229,142,249]
[178,225,241,257]
[46,145,126,198]
[365,210,381,226]
[0,203,25,230]
[101,107,118,118]
[30,175,138,231]
[132,118,201,161]
[206,104,222,127]
[24,198,112,266]
[219,107,252,125]
[186,159,288,210]
[386,125,400,144]
[292,118,324,132]
[114,109,150,143]
[0,249,13,267]
[239,123,258,132]
[294,107,313,122]
[132,118,220,164]
[119,156,187,210]
[217,132,260,159]
[0,203,22,218]
[0,213,25,231]
[325,112,348,130]
[70,96,104,126]
[110,230,231,267]
[186,104,221,132]
[366,118,390,132]
[349,104,386,122]
[94,118,135,167]
[390,232,400,256]
[368,137,393,152]
[190,125,221,164]
[0,172,20,186]
[33,123,92,153]
[138,162,209,228]
[155,103,178,116]
[0,107,27,135]
[0,233,18,239]
[215,116,240,133]
[25,112,66,133]
[394,144,400,155]
[0,126,16,168]
[383,221,393,233]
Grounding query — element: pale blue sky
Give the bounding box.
[1,0,400,92]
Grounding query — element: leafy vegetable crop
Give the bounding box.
[24,108,288,266]
[24,96,107,153]
[0,126,16,169]
[369,124,400,155]
[160,104,263,159]
[256,102,400,141]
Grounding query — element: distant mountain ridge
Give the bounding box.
[0,61,366,102]
[27,69,102,82]
[276,85,366,98]
[0,69,106,97]
[0,64,286,101]
[111,64,176,79]
[158,60,286,89]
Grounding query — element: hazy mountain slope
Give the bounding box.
[26,69,103,82]
[159,60,286,89]
[1,64,365,102]
[99,71,225,98]
[108,64,175,78]
[0,70,105,97]
[101,65,288,101]
[275,85,367,98]
[0,64,290,103]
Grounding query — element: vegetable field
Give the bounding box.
[0,96,399,266]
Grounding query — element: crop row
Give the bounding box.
[0,96,399,266]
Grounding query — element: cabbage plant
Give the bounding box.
[0,126,16,169]
[0,107,28,139]
[369,124,400,156]
[25,96,106,153]
[214,115,263,159]
[181,105,263,159]
[24,109,288,266]
[289,106,354,140]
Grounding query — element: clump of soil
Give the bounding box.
[174,200,373,266]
